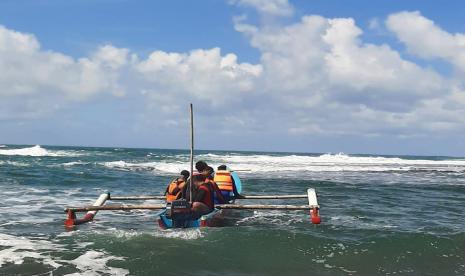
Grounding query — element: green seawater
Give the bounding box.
[0,145,464,275]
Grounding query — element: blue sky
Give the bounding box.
[1,0,465,156]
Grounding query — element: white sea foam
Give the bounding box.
[153,228,204,240]
[101,160,186,173]
[102,228,204,240]
[0,145,83,157]
[66,250,129,276]
[0,160,29,167]
[62,161,90,167]
[0,233,62,268]
[101,152,465,176]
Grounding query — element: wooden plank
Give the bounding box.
[240,195,307,199]
[65,204,166,213]
[108,194,307,200]
[65,203,318,213]
[216,204,317,210]
[109,195,165,200]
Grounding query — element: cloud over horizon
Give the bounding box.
[1,2,465,154]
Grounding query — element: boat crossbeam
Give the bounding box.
[64,188,321,227]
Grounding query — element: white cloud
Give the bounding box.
[386,11,465,73]
[0,25,129,102]
[234,11,465,137]
[135,48,262,110]
[229,0,293,16]
[0,24,263,121]
[3,5,465,150]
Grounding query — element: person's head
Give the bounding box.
[180,170,190,180]
[217,165,227,171]
[204,166,214,178]
[195,161,208,172]
[192,174,206,186]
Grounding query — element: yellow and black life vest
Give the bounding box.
[213,170,233,191]
[166,178,185,202]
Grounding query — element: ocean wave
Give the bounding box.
[153,228,204,240]
[0,145,83,157]
[0,233,62,268]
[62,161,90,167]
[0,160,29,167]
[66,250,129,276]
[192,152,465,173]
[101,160,186,173]
[99,153,465,175]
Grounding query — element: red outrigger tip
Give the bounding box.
[64,210,76,228]
[310,207,321,224]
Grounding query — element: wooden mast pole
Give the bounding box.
[189,103,194,203]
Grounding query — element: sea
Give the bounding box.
[0,144,464,275]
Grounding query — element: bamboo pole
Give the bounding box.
[189,103,194,203]
[65,204,166,213]
[109,196,166,200]
[65,203,318,213]
[240,195,307,199]
[109,194,307,200]
[216,204,317,210]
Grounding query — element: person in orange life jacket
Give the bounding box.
[187,174,214,219]
[214,165,244,202]
[204,166,226,204]
[164,170,190,202]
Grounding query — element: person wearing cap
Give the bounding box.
[164,170,190,202]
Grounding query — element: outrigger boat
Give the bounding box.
[64,188,321,229]
[63,104,321,229]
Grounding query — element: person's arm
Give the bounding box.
[193,187,206,202]
[171,186,180,195]
[212,182,226,203]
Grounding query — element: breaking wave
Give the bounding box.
[100,153,465,175]
[0,145,82,157]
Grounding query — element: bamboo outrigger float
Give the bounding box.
[64,104,321,229]
[64,188,321,228]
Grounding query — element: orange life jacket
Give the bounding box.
[166,178,185,202]
[213,170,234,191]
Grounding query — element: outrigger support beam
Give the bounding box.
[217,204,317,210]
[65,204,317,213]
[65,204,166,213]
[107,194,308,201]
[109,195,166,200]
[64,188,322,227]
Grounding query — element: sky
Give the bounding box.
[1,0,465,156]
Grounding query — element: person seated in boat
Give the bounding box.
[196,161,218,179]
[190,174,215,219]
[164,170,190,202]
[195,160,208,174]
[214,165,244,202]
[204,166,226,204]
[192,161,225,203]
